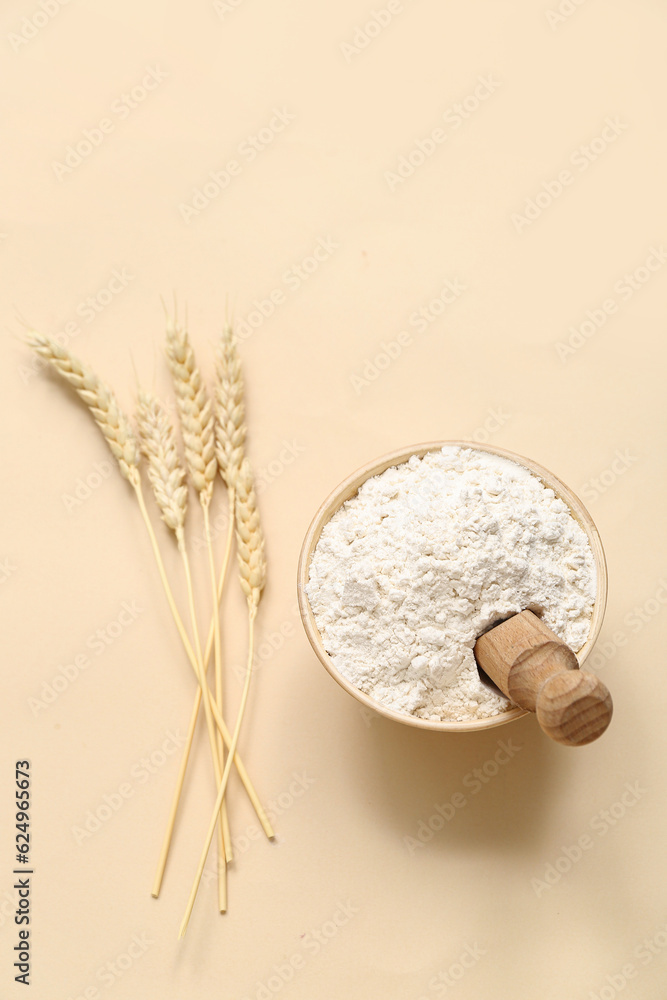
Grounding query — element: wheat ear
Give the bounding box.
[27,336,271,897]
[180,458,266,938]
[165,319,217,501]
[234,458,267,609]
[29,334,140,483]
[136,391,188,537]
[207,322,247,852]
[134,388,224,895]
[165,318,232,906]
[26,336,194,664]
[215,322,246,486]
[164,317,246,871]
[154,351,251,899]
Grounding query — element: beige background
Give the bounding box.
[1,1,666,997]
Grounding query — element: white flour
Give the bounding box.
[306,446,597,722]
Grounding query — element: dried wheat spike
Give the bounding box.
[136,390,188,536]
[28,334,139,482]
[214,323,246,486]
[234,458,266,609]
[165,320,217,500]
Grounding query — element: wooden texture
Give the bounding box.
[536,670,613,746]
[474,611,613,746]
[297,441,608,733]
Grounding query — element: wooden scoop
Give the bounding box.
[474,610,612,746]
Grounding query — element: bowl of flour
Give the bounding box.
[298,442,607,731]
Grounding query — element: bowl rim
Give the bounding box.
[297,440,608,733]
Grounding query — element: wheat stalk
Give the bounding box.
[210,321,246,851]
[214,322,246,487]
[26,335,194,674]
[158,322,250,895]
[28,334,140,483]
[29,328,275,926]
[135,388,227,903]
[165,314,234,905]
[165,319,217,502]
[27,335,272,900]
[134,475,272,897]
[151,507,276,899]
[136,391,188,537]
[154,319,279,901]
[234,459,266,610]
[201,499,233,870]
[180,458,266,937]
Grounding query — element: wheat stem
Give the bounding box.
[151,689,200,898]
[203,497,233,863]
[180,459,266,935]
[28,332,274,912]
[132,479,271,861]
[154,493,271,895]
[179,537,228,910]
[180,610,256,938]
[136,388,229,891]
[133,480,193,655]
[151,503,271,899]
[164,316,229,907]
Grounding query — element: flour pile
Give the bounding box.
[306,446,597,722]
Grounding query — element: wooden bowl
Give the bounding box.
[297,441,608,732]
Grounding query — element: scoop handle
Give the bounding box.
[474,610,612,746]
